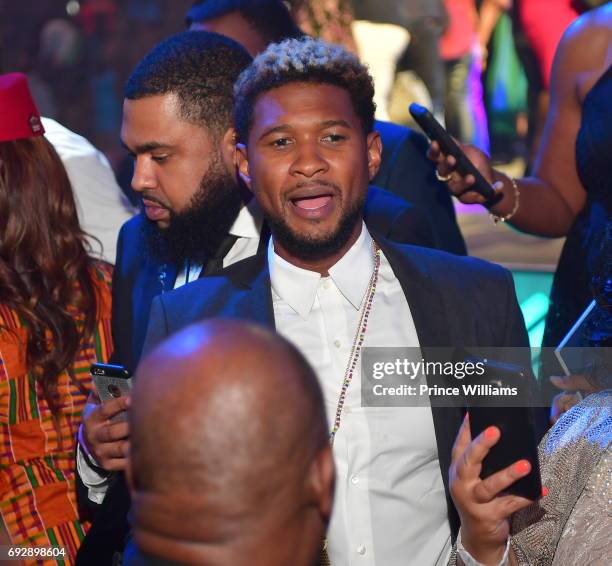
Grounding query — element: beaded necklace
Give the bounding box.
[321,241,381,565]
[329,239,381,446]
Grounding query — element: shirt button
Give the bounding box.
[323,280,330,290]
[350,475,359,485]
[334,339,341,348]
[357,545,366,555]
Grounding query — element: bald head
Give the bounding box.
[129,320,333,565]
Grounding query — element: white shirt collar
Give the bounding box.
[174,198,262,289]
[268,222,375,319]
[228,197,263,239]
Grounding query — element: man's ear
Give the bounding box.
[220,127,238,171]
[306,445,335,524]
[366,130,382,181]
[235,142,253,192]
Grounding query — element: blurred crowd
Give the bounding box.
[1,0,604,169]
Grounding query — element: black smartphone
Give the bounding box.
[466,360,543,501]
[409,103,502,206]
[90,363,132,422]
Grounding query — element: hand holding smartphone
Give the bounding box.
[450,414,538,566]
[409,103,503,207]
[465,359,543,501]
[90,363,132,422]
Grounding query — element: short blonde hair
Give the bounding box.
[233,37,376,142]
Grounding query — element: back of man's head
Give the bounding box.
[124,31,252,136]
[128,320,334,566]
[186,0,304,55]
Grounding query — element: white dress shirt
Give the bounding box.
[269,223,452,565]
[77,200,263,501]
[42,117,137,264]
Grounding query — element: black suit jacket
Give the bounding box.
[143,237,530,541]
[373,120,467,256]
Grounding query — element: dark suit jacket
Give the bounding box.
[373,120,467,256]
[142,237,530,541]
[123,545,183,566]
[75,186,434,565]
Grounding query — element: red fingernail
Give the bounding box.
[541,486,549,497]
[484,426,498,440]
[514,460,531,475]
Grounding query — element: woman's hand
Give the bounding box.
[426,140,500,206]
[450,415,536,565]
[549,373,598,424]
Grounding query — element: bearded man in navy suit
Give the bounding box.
[142,38,532,566]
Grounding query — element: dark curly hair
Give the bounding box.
[124,31,252,136]
[234,37,376,143]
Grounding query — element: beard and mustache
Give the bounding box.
[141,152,243,266]
[141,151,365,266]
[262,181,365,262]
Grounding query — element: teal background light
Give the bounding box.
[511,271,554,347]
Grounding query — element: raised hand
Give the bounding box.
[449,415,538,565]
[426,140,501,206]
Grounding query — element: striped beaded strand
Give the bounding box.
[329,241,381,447]
[322,241,381,564]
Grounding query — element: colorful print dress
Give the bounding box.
[0,262,113,565]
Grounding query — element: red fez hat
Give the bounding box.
[0,72,45,143]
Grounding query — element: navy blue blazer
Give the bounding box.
[143,236,530,539]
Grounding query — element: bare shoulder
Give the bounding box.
[555,5,612,84]
[576,2,612,31]
[564,4,611,45]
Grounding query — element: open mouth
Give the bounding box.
[288,184,337,211]
[291,194,333,210]
[142,198,170,222]
[142,197,166,209]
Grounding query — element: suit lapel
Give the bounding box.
[130,261,177,371]
[375,237,463,538]
[218,232,275,329]
[232,263,276,329]
[376,238,451,347]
